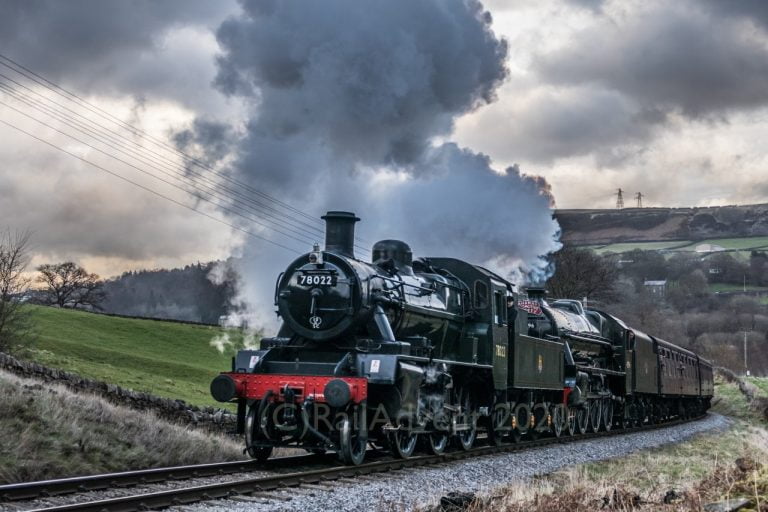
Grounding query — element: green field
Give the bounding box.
[709,283,768,293]
[670,236,768,252]
[589,236,768,255]
[589,240,694,254]
[24,305,250,409]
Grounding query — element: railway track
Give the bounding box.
[2,415,705,512]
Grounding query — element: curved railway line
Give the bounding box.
[1,415,706,512]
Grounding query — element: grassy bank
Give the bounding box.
[589,236,768,255]
[465,378,768,511]
[0,369,242,484]
[23,305,252,408]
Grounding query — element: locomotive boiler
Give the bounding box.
[211,211,713,465]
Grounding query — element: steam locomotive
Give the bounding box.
[211,211,713,464]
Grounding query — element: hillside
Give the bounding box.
[24,305,248,408]
[0,369,242,484]
[555,203,768,246]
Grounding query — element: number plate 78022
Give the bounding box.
[298,272,337,286]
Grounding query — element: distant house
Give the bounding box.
[695,243,725,253]
[644,280,667,297]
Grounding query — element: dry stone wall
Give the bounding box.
[0,352,238,434]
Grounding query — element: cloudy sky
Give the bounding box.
[1,0,767,291]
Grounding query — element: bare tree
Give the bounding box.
[545,246,619,301]
[0,229,32,352]
[36,262,106,310]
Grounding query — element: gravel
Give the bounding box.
[179,413,731,512]
[0,414,729,512]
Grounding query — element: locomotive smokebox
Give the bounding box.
[322,211,360,258]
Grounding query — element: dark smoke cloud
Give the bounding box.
[213,0,509,191]
[374,144,559,281]
[183,0,561,325]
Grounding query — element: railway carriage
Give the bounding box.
[211,211,713,464]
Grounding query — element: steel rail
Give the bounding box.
[18,415,706,512]
[0,453,329,502]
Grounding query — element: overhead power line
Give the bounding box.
[0,118,302,254]
[0,56,372,255]
[0,53,372,252]
[0,99,329,250]
[0,71,327,242]
[0,53,326,230]
[0,81,327,246]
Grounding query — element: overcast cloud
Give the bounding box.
[1,0,768,310]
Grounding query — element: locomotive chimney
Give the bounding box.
[321,211,360,258]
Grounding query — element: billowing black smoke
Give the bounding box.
[189,0,561,329]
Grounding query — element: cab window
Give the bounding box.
[474,281,489,309]
[493,290,506,325]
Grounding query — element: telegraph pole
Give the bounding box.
[744,331,749,376]
[616,188,624,209]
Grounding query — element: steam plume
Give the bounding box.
[189,0,561,329]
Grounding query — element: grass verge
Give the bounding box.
[0,369,243,484]
[461,379,767,511]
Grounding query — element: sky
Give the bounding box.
[1,0,767,296]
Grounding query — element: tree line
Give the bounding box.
[546,246,768,375]
[0,230,239,352]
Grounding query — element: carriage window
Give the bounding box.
[474,281,489,309]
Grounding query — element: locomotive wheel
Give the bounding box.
[576,405,589,435]
[649,403,661,425]
[527,403,547,440]
[454,388,477,451]
[245,405,274,462]
[602,399,613,432]
[427,432,449,455]
[636,400,647,426]
[550,405,563,438]
[339,416,366,466]
[512,404,529,442]
[565,406,577,436]
[488,404,508,447]
[588,400,602,432]
[389,429,418,459]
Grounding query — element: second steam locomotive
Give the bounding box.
[211,211,713,464]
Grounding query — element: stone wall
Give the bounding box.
[717,366,768,422]
[0,352,238,434]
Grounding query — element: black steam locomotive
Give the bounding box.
[211,212,713,464]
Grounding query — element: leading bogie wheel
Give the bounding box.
[245,405,274,462]
[338,416,366,466]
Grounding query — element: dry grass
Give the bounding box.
[0,369,243,484]
[460,381,768,512]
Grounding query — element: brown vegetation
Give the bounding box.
[0,369,243,484]
[455,379,768,512]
